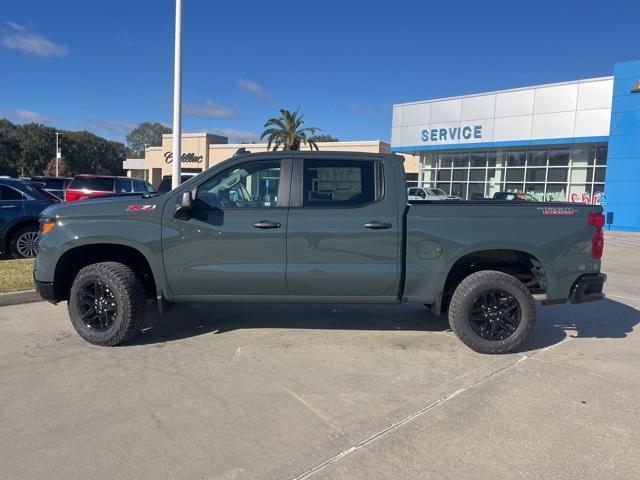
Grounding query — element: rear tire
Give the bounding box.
[68,262,146,346]
[10,225,40,258]
[448,270,535,354]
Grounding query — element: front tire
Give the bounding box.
[10,225,40,258]
[68,262,146,346]
[448,270,536,354]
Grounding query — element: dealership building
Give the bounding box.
[391,59,640,231]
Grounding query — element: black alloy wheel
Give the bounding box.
[448,270,536,354]
[68,262,147,346]
[77,279,118,331]
[469,289,521,341]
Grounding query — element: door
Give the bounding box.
[0,185,27,242]
[162,157,291,297]
[286,156,401,298]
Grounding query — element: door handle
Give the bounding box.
[364,221,392,229]
[253,220,282,229]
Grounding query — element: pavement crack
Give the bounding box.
[291,355,529,480]
[282,387,346,437]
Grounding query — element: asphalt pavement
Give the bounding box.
[0,231,638,479]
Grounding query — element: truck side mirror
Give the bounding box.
[174,191,193,219]
[180,191,193,210]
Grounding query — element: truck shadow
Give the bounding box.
[127,298,639,353]
[524,298,640,351]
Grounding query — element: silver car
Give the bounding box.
[407,187,461,201]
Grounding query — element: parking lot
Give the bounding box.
[0,231,638,480]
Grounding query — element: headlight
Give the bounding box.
[40,219,56,234]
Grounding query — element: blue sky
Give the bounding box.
[1,0,637,144]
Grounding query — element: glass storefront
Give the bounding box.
[419,143,607,203]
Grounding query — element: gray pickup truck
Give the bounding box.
[34,152,606,353]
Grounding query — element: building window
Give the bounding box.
[406,173,419,188]
[419,143,607,203]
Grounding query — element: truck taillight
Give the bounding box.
[588,213,605,259]
[587,213,605,228]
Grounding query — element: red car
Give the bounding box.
[65,175,157,202]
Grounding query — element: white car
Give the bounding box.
[407,187,461,201]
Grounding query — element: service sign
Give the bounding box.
[421,125,483,143]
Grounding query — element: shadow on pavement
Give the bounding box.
[126,299,640,352]
[129,302,448,346]
[524,299,640,351]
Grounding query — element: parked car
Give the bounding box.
[492,192,537,202]
[1,178,59,258]
[157,174,200,193]
[65,175,157,201]
[21,176,72,200]
[35,152,606,353]
[407,187,461,201]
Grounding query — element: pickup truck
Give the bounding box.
[34,152,607,353]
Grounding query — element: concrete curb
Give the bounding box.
[0,290,43,307]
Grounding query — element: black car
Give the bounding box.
[0,178,59,258]
[157,174,200,193]
[22,176,73,200]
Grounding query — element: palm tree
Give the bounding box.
[261,109,320,151]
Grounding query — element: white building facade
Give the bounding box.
[391,77,612,203]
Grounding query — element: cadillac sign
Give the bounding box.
[164,151,204,164]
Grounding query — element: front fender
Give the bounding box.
[34,216,168,297]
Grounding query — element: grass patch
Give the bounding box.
[0,258,35,294]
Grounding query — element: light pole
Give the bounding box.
[171,0,183,190]
[55,132,62,177]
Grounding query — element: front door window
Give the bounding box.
[195,161,281,208]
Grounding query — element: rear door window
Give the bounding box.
[302,160,378,207]
[70,178,114,192]
[0,185,25,200]
[132,180,146,193]
[116,178,134,193]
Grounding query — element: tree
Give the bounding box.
[15,123,56,176]
[126,122,171,157]
[63,131,126,175]
[309,134,339,143]
[261,109,320,151]
[0,119,126,177]
[0,119,21,175]
[43,157,70,176]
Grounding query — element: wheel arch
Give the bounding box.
[432,248,547,316]
[52,242,162,302]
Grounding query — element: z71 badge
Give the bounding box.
[126,204,157,212]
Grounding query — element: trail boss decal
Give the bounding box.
[537,207,578,215]
[127,204,157,212]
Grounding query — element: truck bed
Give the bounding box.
[403,200,603,307]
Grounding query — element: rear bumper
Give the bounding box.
[569,273,607,304]
[34,278,57,304]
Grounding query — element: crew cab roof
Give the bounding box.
[230,150,404,161]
